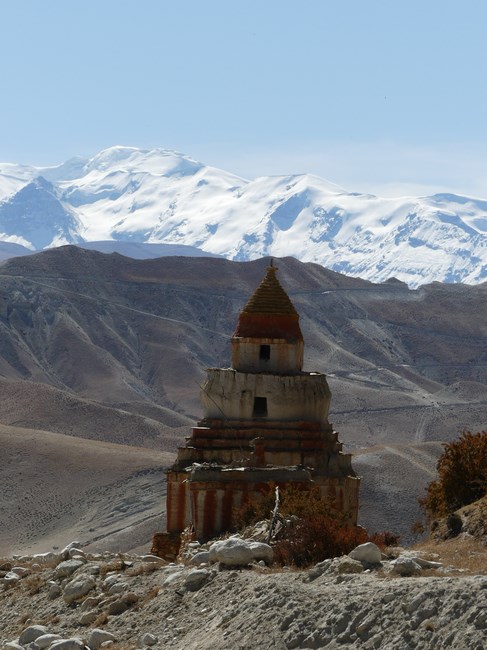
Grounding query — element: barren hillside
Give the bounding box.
[0,248,485,551]
[1,247,485,443]
[0,422,173,557]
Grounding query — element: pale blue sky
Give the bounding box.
[2,0,487,196]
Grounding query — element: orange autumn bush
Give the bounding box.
[235,483,399,567]
[420,430,487,520]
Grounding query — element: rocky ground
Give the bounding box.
[1,536,486,650]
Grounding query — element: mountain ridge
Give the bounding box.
[0,146,486,287]
[1,247,485,444]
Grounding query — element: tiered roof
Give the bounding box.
[233,265,303,341]
[241,265,297,316]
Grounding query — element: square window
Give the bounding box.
[259,344,270,360]
[253,396,268,417]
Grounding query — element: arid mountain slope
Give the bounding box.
[0,377,188,449]
[0,248,485,550]
[0,422,173,556]
[0,247,485,446]
[354,442,444,540]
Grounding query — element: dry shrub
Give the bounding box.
[235,483,332,530]
[414,535,487,575]
[369,530,401,549]
[236,483,399,567]
[420,430,487,520]
[35,614,60,626]
[24,574,43,595]
[17,613,31,625]
[411,520,426,537]
[234,484,278,530]
[92,611,108,627]
[139,585,160,607]
[99,559,125,576]
[274,515,370,567]
[126,563,159,577]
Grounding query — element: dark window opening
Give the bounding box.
[253,396,268,417]
[259,344,271,360]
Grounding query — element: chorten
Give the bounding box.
[165,264,359,540]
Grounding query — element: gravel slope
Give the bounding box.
[1,549,486,649]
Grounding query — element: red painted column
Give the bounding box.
[202,489,217,539]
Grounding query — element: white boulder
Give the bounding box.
[184,569,209,591]
[3,571,20,587]
[139,633,158,647]
[48,583,62,600]
[249,541,274,564]
[32,551,61,565]
[33,634,63,649]
[60,542,82,560]
[209,537,254,566]
[102,574,121,591]
[139,554,165,564]
[108,582,128,595]
[163,569,185,586]
[79,611,98,626]
[88,629,117,649]
[335,557,365,574]
[189,551,210,566]
[404,555,443,569]
[390,557,422,576]
[11,566,30,577]
[54,559,85,579]
[349,542,382,565]
[18,626,49,645]
[63,575,96,604]
[49,639,86,650]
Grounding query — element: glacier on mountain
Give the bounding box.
[0,176,83,250]
[0,146,485,287]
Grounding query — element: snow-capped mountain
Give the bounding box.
[0,176,83,249]
[0,146,486,287]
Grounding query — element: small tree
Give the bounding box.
[420,430,487,520]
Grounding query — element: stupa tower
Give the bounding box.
[165,263,359,540]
